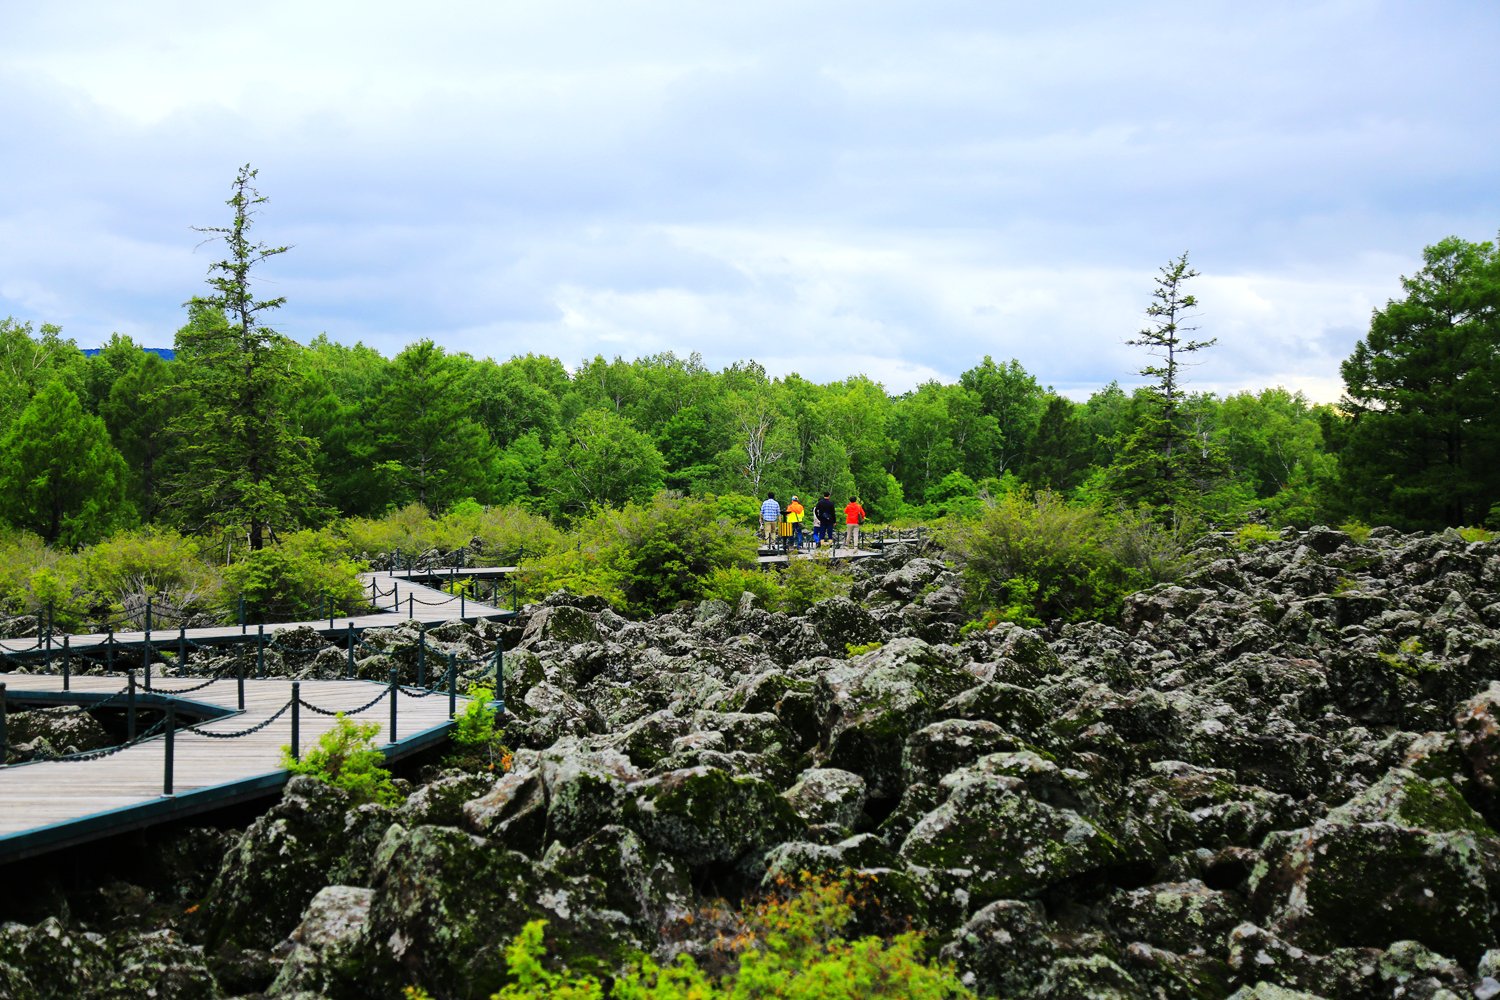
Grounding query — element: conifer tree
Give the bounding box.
[1108,252,1226,522]
[168,165,322,550]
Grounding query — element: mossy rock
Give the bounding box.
[96,928,220,1000]
[351,823,639,998]
[901,718,1024,787]
[1103,881,1246,955]
[398,772,498,829]
[781,768,867,830]
[5,917,110,1000]
[203,777,383,953]
[1250,818,1500,959]
[540,825,693,931]
[940,899,1055,998]
[899,754,1124,906]
[621,766,805,868]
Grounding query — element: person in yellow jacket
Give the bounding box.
[785,495,805,548]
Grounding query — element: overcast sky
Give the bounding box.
[1,1,1496,401]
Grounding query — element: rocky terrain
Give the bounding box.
[4,524,1500,998]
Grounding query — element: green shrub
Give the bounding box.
[222,527,368,623]
[281,713,401,806]
[1340,520,1373,543]
[944,489,1148,626]
[1458,526,1494,543]
[404,875,974,999]
[1233,523,1280,549]
[701,566,779,608]
[447,684,512,772]
[0,527,224,631]
[774,557,852,614]
[520,493,757,615]
[845,641,883,657]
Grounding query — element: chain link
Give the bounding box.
[185,699,293,739]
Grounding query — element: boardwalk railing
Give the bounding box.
[0,625,509,780]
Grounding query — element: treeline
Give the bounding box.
[1,228,1498,552]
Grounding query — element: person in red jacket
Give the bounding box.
[844,496,866,549]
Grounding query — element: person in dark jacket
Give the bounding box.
[813,492,836,546]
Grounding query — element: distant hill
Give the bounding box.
[82,347,175,360]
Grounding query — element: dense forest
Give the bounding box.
[0,171,1496,631]
[2,232,1497,548]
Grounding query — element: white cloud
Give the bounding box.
[0,0,1495,403]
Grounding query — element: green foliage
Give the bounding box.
[774,557,853,614]
[222,528,367,623]
[701,566,779,608]
[448,684,512,772]
[281,713,401,806]
[371,340,502,511]
[169,166,325,549]
[340,502,561,565]
[698,558,852,615]
[1233,523,1281,549]
[1379,636,1435,678]
[1458,526,1494,543]
[0,380,132,546]
[845,641,883,657]
[1340,520,1373,543]
[412,876,974,999]
[521,493,756,615]
[541,407,666,518]
[945,489,1189,626]
[1338,233,1500,528]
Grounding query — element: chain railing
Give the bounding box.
[1,622,511,801]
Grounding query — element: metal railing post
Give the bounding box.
[257,625,266,678]
[407,595,413,619]
[290,682,301,761]
[346,622,356,678]
[43,604,52,672]
[393,581,399,610]
[163,704,176,796]
[389,667,399,743]
[460,590,465,620]
[0,682,7,765]
[178,625,187,673]
[327,595,334,630]
[143,634,152,691]
[62,636,71,691]
[107,627,115,673]
[236,651,245,711]
[239,596,246,634]
[417,625,426,688]
[127,670,137,742]
[447,653,457,716]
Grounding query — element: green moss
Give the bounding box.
[1394,778,1494,836]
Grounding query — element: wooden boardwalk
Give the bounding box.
[0,572,512,659]
[0,673,467,863]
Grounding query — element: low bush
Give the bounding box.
[447,684,512,772]
[519,493,757,615]
[282,713,402,807]
[222,528,367,623]
[405,875,973,999]
[944,488,1191,627]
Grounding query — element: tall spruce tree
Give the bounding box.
[1108,252,1225,522]
[169,165,321,549]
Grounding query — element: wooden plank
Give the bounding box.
[0,673,467,846]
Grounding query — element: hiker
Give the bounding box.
[760,492,781,546]
[786,495,805,548]
[844,496,866,549]
[813,491,835,545]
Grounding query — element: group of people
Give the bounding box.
[759,491,867,550]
